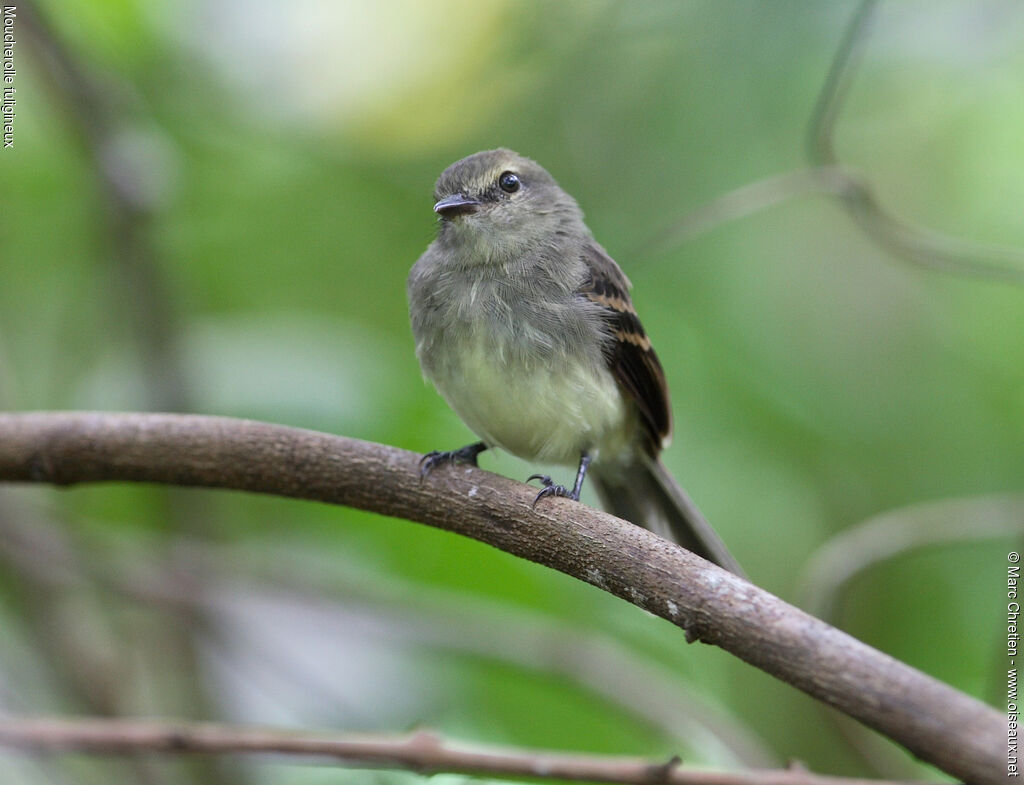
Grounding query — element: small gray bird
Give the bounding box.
[408,149,741,574]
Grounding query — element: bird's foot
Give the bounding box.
[419,442,487,479]
[527,473,579,506]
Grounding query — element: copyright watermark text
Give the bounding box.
[1009,552,1020,776]
[2,6,16,149]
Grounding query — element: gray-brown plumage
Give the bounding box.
[408,149,742,575]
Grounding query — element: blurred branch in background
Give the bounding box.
[0,412,1004,785]
[0,717,938,785]
[797,493,1024,621]
[796,494,1024,779]
[806,0,1024,284]
[0,503,776,765]
[232,548,778,767]
[19,2,189,411]
[805,0,879,169]
[0,491,160,785]
[653,0,1024,286]
[17,5,237,785]
[0,496,129,712]
[50,530,776,766]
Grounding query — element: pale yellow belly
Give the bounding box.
[431,335,632,465]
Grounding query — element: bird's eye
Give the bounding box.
[498,171,520,193]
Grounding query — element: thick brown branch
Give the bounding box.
[0,717,937,785]
[0,412,1003,785]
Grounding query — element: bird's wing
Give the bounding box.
[578,241,672,455]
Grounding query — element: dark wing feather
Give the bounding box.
[578,242,672,456]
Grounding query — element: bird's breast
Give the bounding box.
[416,280,631,464]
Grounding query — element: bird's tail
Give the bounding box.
[591,458,744,576]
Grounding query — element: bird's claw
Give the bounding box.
[419,444,484,479]
[528,474,579,507]
[419,451,450,479]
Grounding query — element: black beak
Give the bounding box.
[434,193,481,218]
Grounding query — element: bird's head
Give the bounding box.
[431,149,586,259]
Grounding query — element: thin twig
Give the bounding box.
[654,0,1024,285]
[0,518,776,765]
[805,0,1024,284]
[647,167,840,250]
[797,493,1024,621]
[806,0,879,167]
[0,716,938,785]
[796,493,1024,778]
[0,412,1003,785]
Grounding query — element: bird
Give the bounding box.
[407,149,741,575]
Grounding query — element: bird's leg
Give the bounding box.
[419,441,488,479]
[528,454,592,507]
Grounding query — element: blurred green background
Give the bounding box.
[1,1,1022,783]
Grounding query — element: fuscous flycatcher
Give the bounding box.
[408,149,741,574]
